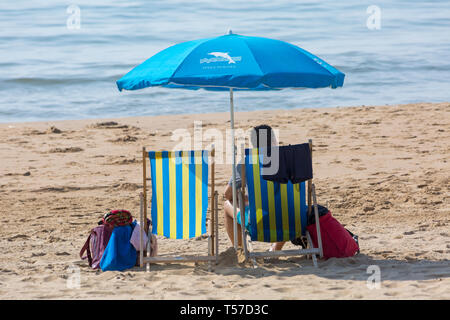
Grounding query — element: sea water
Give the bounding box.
[0,0,449,122]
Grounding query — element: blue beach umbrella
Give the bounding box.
[117,31,344,248]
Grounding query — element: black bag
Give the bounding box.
[307,204,330,225]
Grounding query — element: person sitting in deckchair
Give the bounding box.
[223,124,285,251]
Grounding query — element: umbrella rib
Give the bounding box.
[240,37,267,86]
[287,42,340,79]
[167,38,212,84]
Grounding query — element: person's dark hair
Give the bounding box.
[251,124,274,149]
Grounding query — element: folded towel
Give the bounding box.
[100,224,137,271]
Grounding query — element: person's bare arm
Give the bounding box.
[224,184,233,202]
[224,183,248,204]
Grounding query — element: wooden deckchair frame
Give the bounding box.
[139,146,219,271]
[239,139,324,268]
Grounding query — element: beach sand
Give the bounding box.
[0,102,449,299]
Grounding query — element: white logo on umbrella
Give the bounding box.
[208,52,236,64]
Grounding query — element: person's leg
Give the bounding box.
[224,200,242,247]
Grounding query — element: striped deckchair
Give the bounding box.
[238,140,323,267]
[139,147,219,270]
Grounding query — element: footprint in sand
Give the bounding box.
[36,215,51,219]
[89,121,129,129]
[178,290,197,296]
[55,252,70,256]
[31,252,46,257]
[85,290,114,296]
[47,126,63,134]
[43,275,59,282]
[359,236,378,240]
[108,158,138,165]
[272,287,294,293]
[48,147,83,153]
[20,277,33,282]
[7,234,29,241]
[327,286,347,291]
[378,250,393,257]
[109,135,139,143]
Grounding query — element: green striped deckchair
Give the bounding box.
[139,147,219,270]
[239,140,323,267]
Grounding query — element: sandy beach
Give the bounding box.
[0,102,449,299]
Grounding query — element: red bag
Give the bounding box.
[307,211,359,260]
[80,224,113,269]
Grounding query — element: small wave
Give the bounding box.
[3,76,122,86]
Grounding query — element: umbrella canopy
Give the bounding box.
[116,32,344,91]
[116,32,344,249]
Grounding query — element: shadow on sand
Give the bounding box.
[127,251,450,283]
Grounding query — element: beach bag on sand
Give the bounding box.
[102,209,133,227]
[290,204,335,248]
[99,224,137,271]
[307,211,360,260]
[80,224,113,269]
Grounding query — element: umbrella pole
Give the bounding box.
[229,88,238,250]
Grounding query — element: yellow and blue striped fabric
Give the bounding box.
[245,148,308,242]
[148,150,208,239]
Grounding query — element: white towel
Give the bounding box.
[130,222,149,251]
